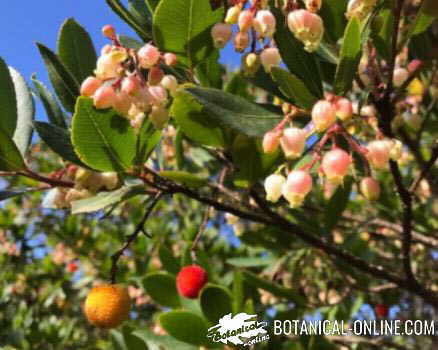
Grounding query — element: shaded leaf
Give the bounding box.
[143,272,181,308]
[320,0,348,42]
[135,119,161,165]
[0,128,26,171]
[195,51,223,89]
[159,245,181,275]
[118,35,143,50]
[0,57,17,136]
[324,177,353,232]
[133,328,197,350]
[200,285,233,324]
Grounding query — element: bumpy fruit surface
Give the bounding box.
[176,265,208,299]
[84,284,130,328]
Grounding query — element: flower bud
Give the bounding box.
[101,44,112,55]
[161,75,178,95]
[346,0,377,20]
[287,10,324,52]
[260,47,281,73]
[360,177,380,201]
[95,50,127,80]
[150,105,169,129]
[148,86,168,106]
[121,76,140,96]
[407,78,424,96]
[241,53,261,77]
[113,91,132,116]
[211,23,233,49]
[238,10,254,32]
[100,172,119,191]
[312,100,337,132]
[263,129,281,153]
[138,44,161,68]
[282,170,313,208]
[234,31,250,52]
[93,85,117,109]
[80,77,102,97]
[367,140,392,170]
[225,5,241,24]
[305,0,322,12]
[321,148,352,183]
[264,174,286,202]
[393,67,409,87]
[130,113,145,129]
[102,25,116,40]
[163,53,177,66]
[280,127,307,159]
[360,104,377,118]
[253,10,276,38]
[389,139,402,160]
[148,66,164,86]
[335,97,353,121]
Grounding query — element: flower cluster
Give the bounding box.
[80,25,179,130]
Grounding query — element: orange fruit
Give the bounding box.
[84,284,130,328]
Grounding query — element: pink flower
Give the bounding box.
[282,170,313,207]
[321,148,352,183]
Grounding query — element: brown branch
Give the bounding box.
[409,142,438,193]
[0,169,74,188]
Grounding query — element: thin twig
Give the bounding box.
[409,143,438,193]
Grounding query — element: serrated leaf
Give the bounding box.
[187,87,283,137]
[334,17,362,95]
[153,0,223,67]
[36,42,80,113]
[0,128,26,171]
[71,97,137,172]
[0,57,17,136]
[159,311,210,346]
[71,185,144,214]
[132,328,197,350]
[143,272,181,308]
[9,67,34,156]
[272,8,323,98]
[200,285,233,324]
[324,177,353,232]
[57,18,97,84]
[34,121,86,167]
[159,171,208,188]
[271,67,318,109]
[171,90,225,147]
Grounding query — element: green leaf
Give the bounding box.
[9,67,35,156]
[409,0,435,38]
[32,75,67,128]
[118,35,143,50]
[159,245,181,275]
[153,0,223,67]
[0,128,26,171]
[324,177,353,232]
[200,285,233,324]
[232,270,244,314]
[247,68,289,101]
[71,97,137,172]
[272,8,323,98]
[187,87,283,137]
[34,121,86,167]
[133,328,197,350]
[371,9,393,60]
[111,326,147,350]
[159,311,210,346]
[195,51,223,89]
[57,18,97,84]
[0,57,17,136]
[226,257,274,267]
[271,67,318,110]
[71,185,145,214]
[171,90,226,147]
[128,0,153,33]
[334,17,362,95]
[106,0,152,41]
[159,171,208,188]
[36,42,80,113]
[320,0,348,42]
[143,272,181,308]
[135,119,161,165]
[145,0,160,12]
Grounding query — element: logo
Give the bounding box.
[207,313,269,346]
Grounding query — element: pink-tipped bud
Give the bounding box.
[148,66,164,86]
[211,23,233,49]
[360,177,381,201]
[321,148,352,184]
[312,100,337,132]
[163,53,177,66]
[161,75,178,95]
[80,77,102,97]
[101,44,112,55]
[150,105,169,129]
[138,44,161,68]
[148,85,168,106]
[102,25,116,40]
[238,10,254,32]
[225,5,241,24]
[287,10,324,52]
[253,10,276,38]
[260,47,281,73]
[113,91,132,116]
[280,127,307,159]
[234,31,250,52]
[393,67,409,87]
[263,129,281,153]
[305,0,322,12]
[366,140,392,170]
[264,174,286,202]
[335,97,353,121]
[93,85,117,109]
[121,76,140,96]
[282,170,313,208]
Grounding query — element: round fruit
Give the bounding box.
[176,265,208,299]
[84,284,130,328]
[375,303,389,318]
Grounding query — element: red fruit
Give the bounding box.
[66,262,78,273]
[375,304,389,318]
[176,265,208,299]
